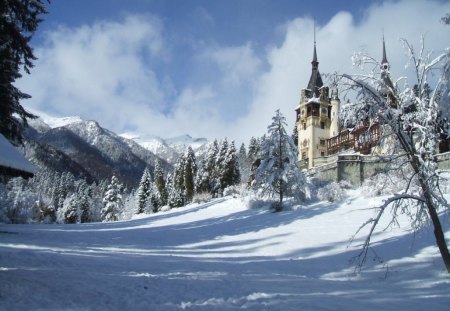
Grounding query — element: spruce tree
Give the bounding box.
[0,0,48,144]
[215,138,229,192]
[255,110,306,211]
[247,137,259,163]
[170,156,186,207]
[64,194,78,224]
[200,139,219,194]
[183,147,197,203]
[101,176,123,222]
[136,168,151,214]
[78,183,90,223]
[222,141,241,189]
[153,160,167,207]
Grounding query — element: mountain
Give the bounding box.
[24,116,172,188]
[121,133,209,164]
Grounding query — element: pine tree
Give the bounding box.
[77,180,90,223]
[222,141,241,189]
[255,109,306,211]
[136,168,152,214]
[167,172,184,208]
[64,194,78,224]
[195,139,219,194]
[0,0,48,144]
[215,138,229,192]
[183,146,197,203]
[247,137,259,163]
[154,160,167,206]
[101,176,123,222]
[291,125,299,147]
[169,156,186,207]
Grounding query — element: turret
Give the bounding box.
[330,86,340,137]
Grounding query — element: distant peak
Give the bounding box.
[41,115,83,129]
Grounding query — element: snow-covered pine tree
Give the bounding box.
[215,138,229,192]
[238,143,251,183]
[154,159,167,207]
[291,125,299,147]
[136,168,152,214]
[221,141,241,190]
[247,137,259,163]
[255,109,306,211]
[169,156,186,207]
[77,180,90,223]
[0,0,48,144]
[195,140,221,195]
[183,146,197,203]
[341,36,450,272]
[101,176,123,222]
[63,194,78,224]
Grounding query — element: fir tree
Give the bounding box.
[247,137,260,163]
[64,194,78,224]
[101,176,123,222]
[167,172,184,208]
[195,139,219,194]
[215,138,229,192]
[222,141,241,189]
[77,180,90,223]
[183,147,197,203]
[154,160,167,206]
[255,109,306,211]
[0,0,48,144]
[136,168,152,214]
[169,157,186,207]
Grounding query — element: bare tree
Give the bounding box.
[341,36,450,273]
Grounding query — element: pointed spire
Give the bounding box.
[307,19,323,97]
[312,18,318,66]
[382,34,388,65]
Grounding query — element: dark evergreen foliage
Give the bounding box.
[0,0,49,144]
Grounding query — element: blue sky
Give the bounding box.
[20,0,450,144]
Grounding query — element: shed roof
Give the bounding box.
[0,134,36,175]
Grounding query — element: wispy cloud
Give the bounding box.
[19,0,450,144]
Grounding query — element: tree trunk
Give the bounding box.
[399,132,450,273]
[420,177,450,273]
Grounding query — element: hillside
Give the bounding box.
[1,190,449,310]
[23,116,173,188]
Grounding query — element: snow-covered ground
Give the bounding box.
[1,191,449,310]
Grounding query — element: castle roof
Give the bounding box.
[307,42,323,97]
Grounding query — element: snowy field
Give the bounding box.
[1,191,449,310]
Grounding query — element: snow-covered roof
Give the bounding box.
[306,97,320,104]
[0,134,36,174]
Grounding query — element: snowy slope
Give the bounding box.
[1,191,449,310]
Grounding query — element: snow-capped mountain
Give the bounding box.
[121,133,209,164]
[24,116,173,187]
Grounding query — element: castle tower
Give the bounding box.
[295,40,333,169]
[330,86,340,137]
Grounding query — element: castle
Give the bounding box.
[295,39,392,169]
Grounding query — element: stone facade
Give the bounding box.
[295,42,340,169]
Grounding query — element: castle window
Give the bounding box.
[320,139,325,146]
[303,123,306,130]
[302,152,306,159]
[320,122,325,129]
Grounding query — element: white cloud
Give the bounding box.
[204,43,263,86]
[230,0,450,143]
[20,0,450,146]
